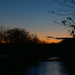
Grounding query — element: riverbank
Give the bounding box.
[0,38,75,75]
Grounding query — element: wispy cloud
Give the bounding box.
[46,36,73,40]
[46,36,54,38]
[56,38,70,40]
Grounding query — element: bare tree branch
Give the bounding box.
[52,0,75,37]
[54,0,75,9]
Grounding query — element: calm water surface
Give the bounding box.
[23,57,69,75]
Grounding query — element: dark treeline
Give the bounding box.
[58,38,75,75]
[0,27,75,75]
[0,26,43,44]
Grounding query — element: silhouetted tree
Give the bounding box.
[61,17,75,37]
[0,27,42,44]
[30,34,40,44]
[49,0,75,38]
[5,28,30,43]
[0,26,8,43]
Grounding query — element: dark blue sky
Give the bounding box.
[0,0,71,43]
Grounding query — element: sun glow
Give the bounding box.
[45,39,62,44]
[39,36,62,44]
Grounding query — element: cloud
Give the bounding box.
[46,36,54,38]
[56,37,74,40]
[56,38,69,40]
[46,36,74,40]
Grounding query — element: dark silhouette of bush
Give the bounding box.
[0,27,41,44]
[0,26,8,43]
[5,28,30,43]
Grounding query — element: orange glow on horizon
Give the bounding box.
[45,39,62,44]
[1,39,62,44]
[39,36,62,44]
[1,36,62,44]
[1,40,9,43]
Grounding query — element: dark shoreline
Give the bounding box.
[0,38,75,75]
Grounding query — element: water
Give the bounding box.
[23,57,69,75]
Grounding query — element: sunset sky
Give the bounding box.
[0,0,72,43]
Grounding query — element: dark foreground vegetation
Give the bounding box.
[0,27,75,75]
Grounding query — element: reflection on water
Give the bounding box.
[23,57,69,75]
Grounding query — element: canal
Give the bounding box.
[23,57,69,75]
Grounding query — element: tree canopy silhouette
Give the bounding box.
[0,27,41,44]
[58,0,75,37]
[49,0,75,38]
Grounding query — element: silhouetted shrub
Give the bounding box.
[0,26,8,43]
[0,26,42,44]
[5,28,30,43]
